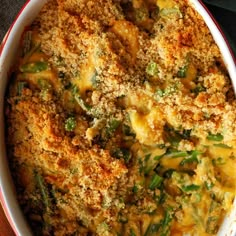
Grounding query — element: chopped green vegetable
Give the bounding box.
[156,144,166,149]
[20,61,48,73]
[191,150,201,158]
[157,190,166,204]
[70,168,78,175]
[209,200,220,213]
[194,193,202,203]
[156,89,165,97]
[112,148,131,163]
[191,85,206,94]
[106,119,121,137]
[143,153,162,175]
[179,156,198,166]
[213,143,232,149]
[130,228,136,236]
[154,155,164,161]
[91,70,98,87]
[72,69,79,77]
[207,133,224,141]
[164,125,182,147]
[138,157,145,174]
[149,174,163,190]
[144,223,161,236]
[132,184,139,193]
[182,129,192,139]
[165,150,188,158]
[206,216,219,234]
[55,56,66,67]
[74,94,92,111]
[122,124,136,137]
[181,184,200,192]
[177,65,188,78]
[143,154,151,173]
[34,171,50,209]
[22,31,32,56]
[146,61,159,77]
[204,112,211,119]
[156,83,180,98]
[179,150,200,166]
[65,117,76,131]
[98,222,110,232]
[21,32,41,58]
[17,81,27,96]
[71,84,79,95]
[204,181,214,190]
[160,209,172,236]
[163,169,175,178]
[212,157,226,165]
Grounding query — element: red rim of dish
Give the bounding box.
[198,0,236,63]
[0,1,31,235]
[0,1,235,236]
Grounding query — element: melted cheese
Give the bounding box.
[157,0,176,9]
[129,108,165,146]
[75,54,95,97]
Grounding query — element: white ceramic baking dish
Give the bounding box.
[0,0,236,235]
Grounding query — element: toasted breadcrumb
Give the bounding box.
[5,0,236,235]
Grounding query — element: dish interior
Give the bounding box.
[1,0,236,235]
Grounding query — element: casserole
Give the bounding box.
[0,0,236,235]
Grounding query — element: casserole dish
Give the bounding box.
[0,0,236,235]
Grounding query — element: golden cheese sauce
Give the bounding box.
[5,0,236,235]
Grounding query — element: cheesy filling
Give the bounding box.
[5,0,236,235]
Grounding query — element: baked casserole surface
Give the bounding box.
[5,0,236,235]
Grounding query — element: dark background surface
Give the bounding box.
[0,0,28,41]
[0,0,236,57]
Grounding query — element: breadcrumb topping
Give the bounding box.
[5,0,236,235]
